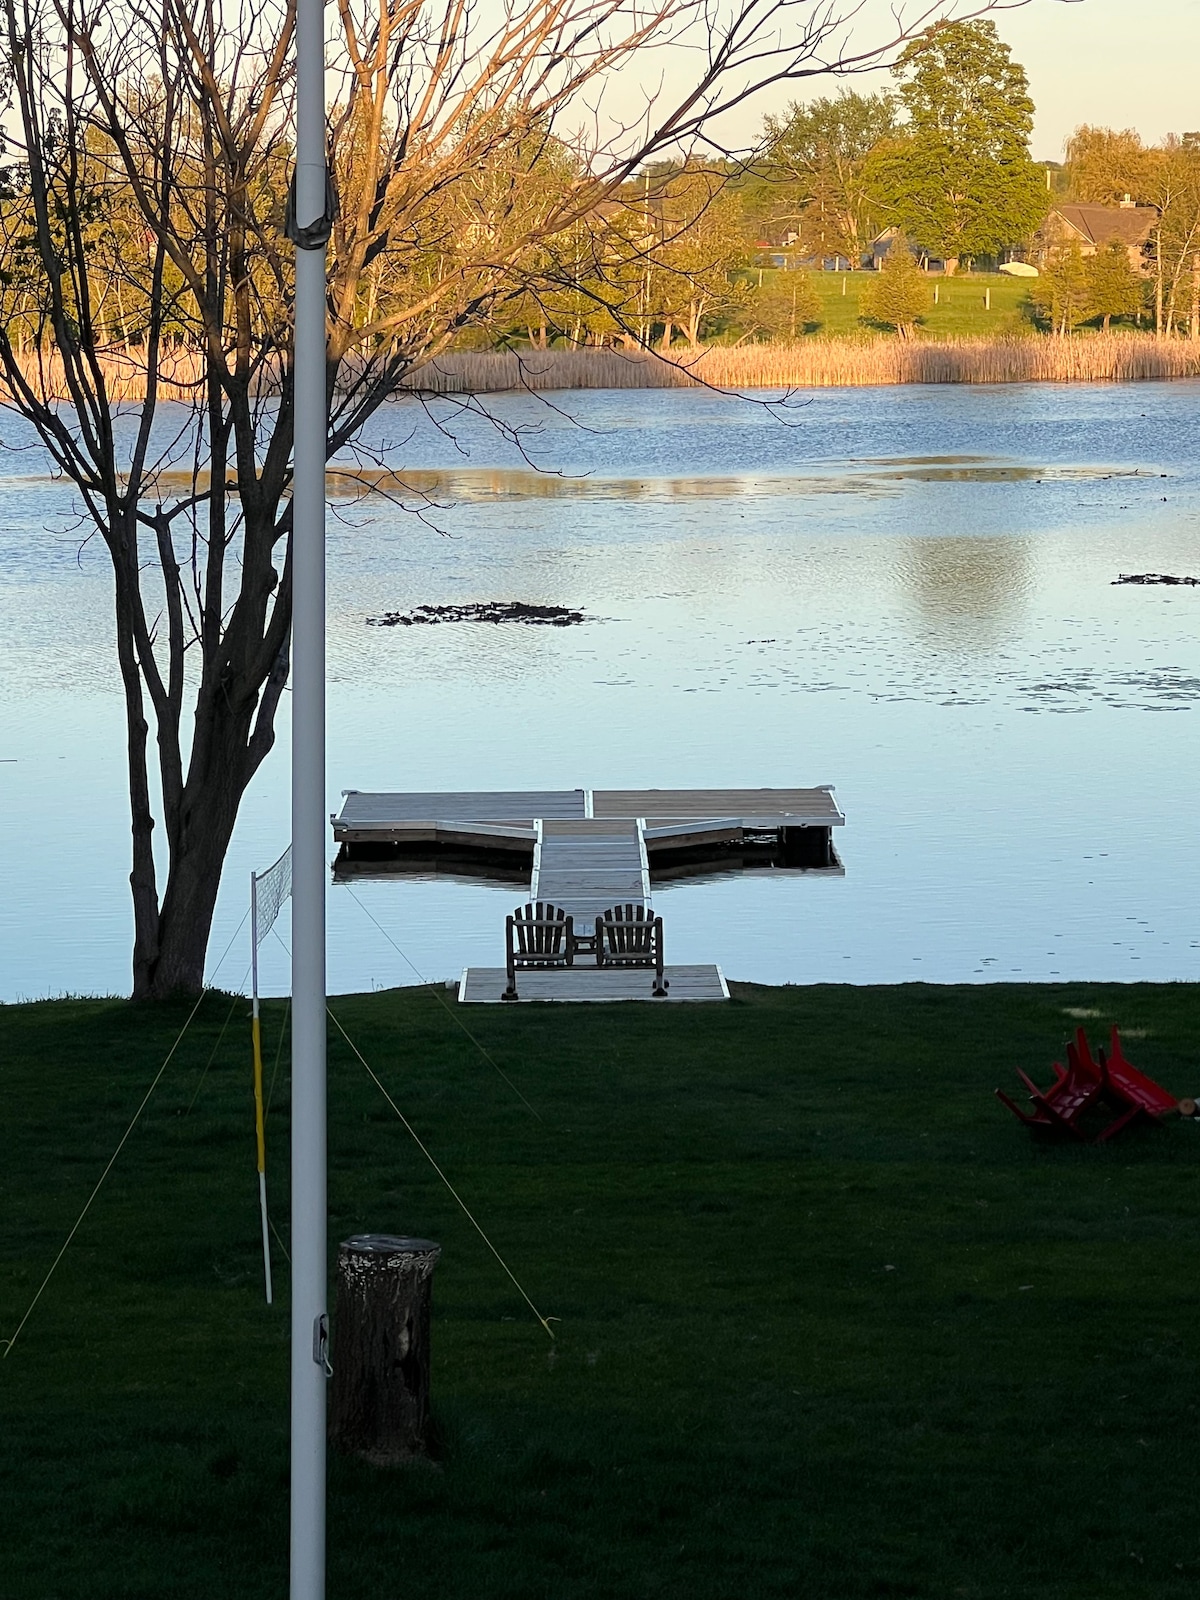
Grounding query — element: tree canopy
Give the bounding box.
[761,90,897,262]
[1030,240,1090,334]
[1147,139,1200,337]
[1065,126,1157,205]
[859,236,929,337]
[1084,240,1144,331]
[865,19,1047,269]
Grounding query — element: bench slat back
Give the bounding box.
[598,904,656,959]
[513,902,568,957]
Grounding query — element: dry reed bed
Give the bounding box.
[407,336,1200,391]
[1,348,210,403]
[6,334,1200,403]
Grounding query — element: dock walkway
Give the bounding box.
[532,818,649,931]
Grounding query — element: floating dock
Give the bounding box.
[331,786,844,1003]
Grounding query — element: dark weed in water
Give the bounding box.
[367,601,586,627]
[1114,573,1200,586]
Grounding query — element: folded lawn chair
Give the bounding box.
[995,1029,1108,1140]
[996,1026,1180,1143]
[1098,1026,1180,1120]
[595,904,668,997]
[502,902,573,1001]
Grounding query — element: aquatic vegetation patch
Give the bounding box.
[1114,572,1200,587]
[367,600,586,627]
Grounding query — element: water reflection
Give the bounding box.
[899,534,1032,647]
[0,456,1158,505]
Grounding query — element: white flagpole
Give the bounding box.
[290,0,329,1588]
[250,872,273,1306]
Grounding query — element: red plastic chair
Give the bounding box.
[996,1027,1176,1143]
[1099,1026,1178,1119]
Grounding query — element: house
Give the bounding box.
[1033,200,1157,273]
[869,228,946,273]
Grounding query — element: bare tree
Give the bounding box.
[1148,138,1200,338]
[0,0,1017,998]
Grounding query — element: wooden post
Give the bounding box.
[984,286,991,311]
[329,1235,442,1464]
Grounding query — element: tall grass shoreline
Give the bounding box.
[5,332,1200,404]
[407,334,1200,392]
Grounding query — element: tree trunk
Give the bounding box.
[1165,274,1179,338]
[943,257,959,277]
[1191,256,1199,341]
[139,797,244,997]
[129,621,286,998]
[329,1235,442,1464]
[117,623,163,995]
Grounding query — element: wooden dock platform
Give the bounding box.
[458,964,730,1004]
[332,784,843,1004]
[333,786,843,871]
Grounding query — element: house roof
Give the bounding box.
[1046,203,1157,247]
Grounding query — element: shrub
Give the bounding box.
[859,237,930,338]
[747,271,822,339]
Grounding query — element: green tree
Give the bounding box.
[859,236,929,337]
[1031,241,1090,334]
[761,90,897,263]
[865,20,1048,272]
[1084,239,1144,331]
[746,270,822,339]
[1065,126,1158,205]
[651,168,749,348]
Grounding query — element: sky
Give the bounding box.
[668,0,1199,161]
[994,0,1199,160]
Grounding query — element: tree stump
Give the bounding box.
[328,1234,442,1464]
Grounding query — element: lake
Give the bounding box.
[2,380,1199,1001]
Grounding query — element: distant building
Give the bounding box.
[1033,200,1157,273]
[869,228,946,273]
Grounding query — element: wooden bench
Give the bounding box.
[595,904,668,997]
[502,903,574,1000]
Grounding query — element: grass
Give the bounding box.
[2,982,1200,1598]
[796,269,1036,339]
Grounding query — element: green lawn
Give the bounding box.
[3,983,1199,1598]
[781,269,1038,339]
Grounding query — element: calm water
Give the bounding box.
[2,381,1199,1000]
